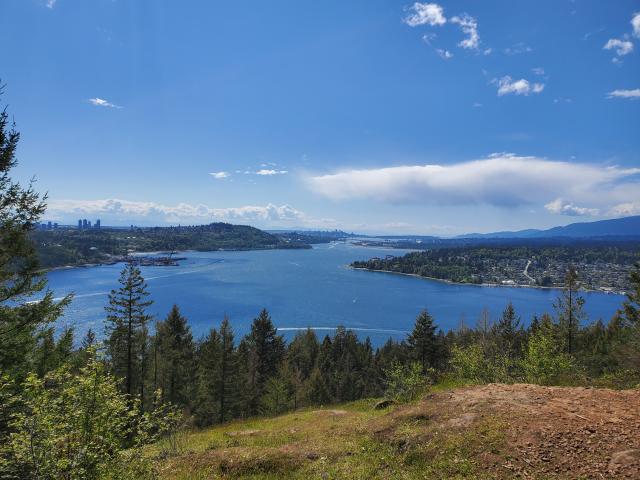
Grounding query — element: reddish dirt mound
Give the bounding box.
[428,383,640,479]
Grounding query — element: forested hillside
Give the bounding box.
[32,223,311,269]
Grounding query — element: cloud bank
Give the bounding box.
[306,154,640,217]
[46,199,308,227]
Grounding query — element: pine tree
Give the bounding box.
[554,265,585,354]
[407,310,439,372]
[242,309,285,414]
[217,316,238,423]
[105,263,153,398]
[0,85,69,377]
[494,302,522,358]
[155,305,195,407]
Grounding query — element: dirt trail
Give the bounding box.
[409,383,640,479]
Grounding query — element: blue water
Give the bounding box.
[47,243,625,346]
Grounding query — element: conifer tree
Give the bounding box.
[155,305,195,407]
[105,263,153,398]
[217,316,238,423]
[555,265,585,354]
[407,310,439,372]
[0,86,69,377]
[494,302,522,358]
[242,309,285,413]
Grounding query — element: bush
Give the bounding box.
[521,330,577,385]
[0,350,179,479]
[384,362,429,403]
[449,344,513,384]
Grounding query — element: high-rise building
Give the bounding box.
[95,219,101,229]
[82,219,88,229]
[47,221,52,230]
[78,219,82,229]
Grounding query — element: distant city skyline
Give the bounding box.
[3,0,639,235]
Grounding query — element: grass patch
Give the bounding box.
[152,392,508,479]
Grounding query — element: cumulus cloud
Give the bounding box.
[544,199,600,216]
[493,76,544,96]
[46,0,56,8]
[450,14,480,50]
[306,154,640,217]
[88,98,121,109]
[607,88,640,99]
[46,199,308,227]
[632,12,640,38]
[209,171,230,179]
[603,38,634,56]
[404,3,446,27]
[436,48,453,59]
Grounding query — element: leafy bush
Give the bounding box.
[0,350,179,479]
[384,362,429,403]
[521,329,577,385]
[449,344,513,384]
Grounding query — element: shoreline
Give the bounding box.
[39,244,315,273]
[349,266,625,296]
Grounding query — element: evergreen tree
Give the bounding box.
[217,316,238,423]
[0,86,69,378]
[494,302,522,358]
[407,310,439,371]
[105,263,153,398]
[241,309,285,413]
[195,327,221,426]
[554,265,585,354]
[155,305,195,408]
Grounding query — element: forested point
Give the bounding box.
[352,245,640,292]
[31,224,312,269]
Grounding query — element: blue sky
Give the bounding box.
[3,0,639,234]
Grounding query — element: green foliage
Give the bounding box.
[383,361,429,403]
[449,344,512,384]
[105,263,153,398]
[407,310,441,371]
[0,87,70,378]
[521,326,577,385]
[0,350,179,479]
[153,305,195,407]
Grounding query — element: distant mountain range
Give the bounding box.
[457,216,640,239]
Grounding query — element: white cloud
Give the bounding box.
[254,169,288,176]
[46,199,308,227]
[632,12,640,38]
[404,3,446,27]
[450,14,480,50]
[46,0,56,8]
[209,171,230,179]
[493,76,544,96]
[531,67,545,76]
[603,38,634,56]
[306,154,640,217]
[544,199,600,216]
[436,48,453,59]
[607,88,640,99]
[88,97,121,109]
